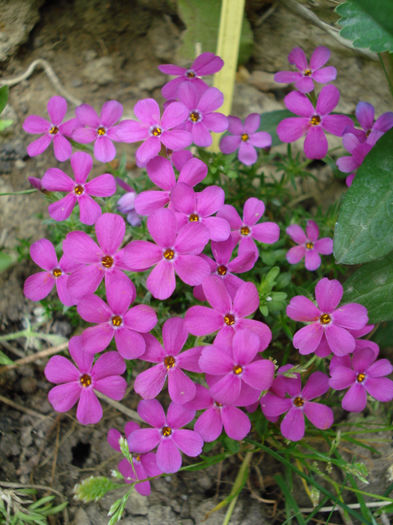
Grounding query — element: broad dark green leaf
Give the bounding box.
[336,0,393,53]
[0,86,8,114]
[334,128,393,264]
[343,253,393,322]
[259,110,293,147]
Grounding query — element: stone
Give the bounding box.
[82,57,114,86]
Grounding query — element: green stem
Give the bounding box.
[222,450,253,525]
[0,189,37,196]
[378,52,393,100]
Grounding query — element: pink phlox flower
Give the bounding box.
[118,98,192,167]
[286,220,333,271]
[260,364,300,423]
[23,238,77,306]
[286,277,368,357]
[42,152,116,225]
[176,84,228,147]
[261,371,333,441]
[193,236,257,301]
[23,96,77,161]
[171,182,230,242]
[274,46,337,94]
[218,197,280,255]
[62,212,135,300]
[72,100,135,163]
[336,132,372,175]
[77,277,157,359]
[220,114,272,166]
[199,329,275,406]
[134,317,201,404]
[107,422,161,496]
[185,384,251,442]
[277,85,353,159]
[124,208,210,300]
[353,102,393,145]
[329,347,393,412]
[127,399,203,474]
[185,275,272,350]
[28,177,43,191]
[45,335,126,425]
[158,52,224,100]
[134,155,207,216]
[171,149,193,170]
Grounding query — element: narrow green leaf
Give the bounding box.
[0,251,14,273]
[336,0,393,53]
[0,350,13,365]
[343,253,393,322]
[259,110,293,147]
[0,119,13,131]
[334,129,393,264]
[0,86,8,114]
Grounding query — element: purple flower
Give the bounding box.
[77,278,157,358]
[127,399,203,473]
[120,98,192,167]
[260,364,300,423]
[135,156,207,216]
[218,197,280,255]
[23,238,76,306]
[45,335,126,425]
[176,84,228,147]
[185,275,272,350]
[72,100,134,163]
[286,278,368,356]
[185,385,251,442]
[62,213,135,300]
[286,220,333,271]
[277,86,353,159]
[23,96,77,161]
[261,371,334,441]
[336,133,372,174]
[199,329,274,405]
[354,102,393,145]
[42,152,116,225]
[329,347,393,412]
[124,208,210,300]
[171,182,230,242]
[193,235,257,301]
[117,190,142,227]
[220,114,271,165]
[158,52,224,100]
[134,317,201,404]
[107,422,161,496]
[274,46,337,93]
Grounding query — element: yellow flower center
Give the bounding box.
[217,265,227,276]
[319,313,331,325]
[163,248,175,260]
[74,184,84,196]
[241,133,249,142]
[189,213,199,222]
[164,355,176,369]
[52,267,62,278]
[111,315,122,327]
[310,115,321,126]
[305,242,314,250]
[80,374,92,388]
[49,125,59,135]
[357,372,366,383]
[240,226,250,236]
[151,126,162,137]
[224,313,235,326]
[97,127,106,136]
[233,365,243,375]
[101,255,114,269]
[293,396,304,407]
[189,111,201,123]
[161,426,172,437]
[134,455,141,462]
[304,69,312,76]
[186,70,196,78]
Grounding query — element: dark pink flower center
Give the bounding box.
[151,126,162,137]
[97,126,106,136]
[304,69,312,76]
[233,365,243,375]
[80,373,92,388]
[189,213,199,222]
[186,69,196,78]
[101,255,114,269]
[163,248,175,260]
[111,315,123,327]
[293,396,304,407]
[224,313,235,326]
[189,110,202,123]
[52,267,62,278]
[240,225,250,236]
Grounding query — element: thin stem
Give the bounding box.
[0,189,37,196]
[222,450,253,525]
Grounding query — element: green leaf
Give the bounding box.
[343,253,393,322]
[73,476,119,503]
[334,129,393,264]
[0,119,13,131]
[0,251,14,273]
[0,86,8,114]
[0,350,13,365]
[259,110,293,147]
[336,0,393,53]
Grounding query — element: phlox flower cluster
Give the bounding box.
[21,50,393,494]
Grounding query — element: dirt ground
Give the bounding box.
[1,1,392,524]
